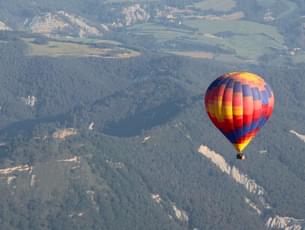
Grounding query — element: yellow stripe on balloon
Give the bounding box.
[233,106,243,116]
[207,103,216,117]
[241,72,263,82]
[215,100,225,122]
[214,85,226,122]
[234,137,253,153]
[222,105,233,119]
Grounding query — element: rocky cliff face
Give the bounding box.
[266,216,304,230]
[122,4,150,26]
[150,192,189,225]
[290,130,305,143]
[21,96,37,107]
[198,145,305,230]
[198,145,268,204]
[27,11,107,37]
[0,21,11,31]
[52,128,77,140]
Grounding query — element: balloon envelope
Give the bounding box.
[204,72,274,153]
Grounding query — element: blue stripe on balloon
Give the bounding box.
[226,78,234,88]
[265,84,273,98]
[224,116,268,143]
[233,81,242,92]
[242,84,252,97]
[221,77,231,87]
[207,76,230,91]
[252,87,260,100]
[207,77,224,90]
[261,90,269,105]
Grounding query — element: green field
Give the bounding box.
[184,19,285,60]
[192,0,236,12]
[54,36,122,46]
[183,19,284,44]
[23,38,140,58]
[291,53,305,63]
[256,0,278,7]
[129,23,190,42]
[129,18,286,62]
[277,0,297,19]
[257,0,297,19]
[105,0,158,3]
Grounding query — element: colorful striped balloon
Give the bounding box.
[204,72,274,156]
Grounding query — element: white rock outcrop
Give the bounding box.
[151,194,162,204]
[198,145,305,229]
[142,136,151,144]
[88,122,95,130]
[105,160,125,169]
[0,165,32,176]
[7,176,16,185]
[198,145,266,198]
[86,190,99,210]
[266,216,304,230]
[69,212,85,218]
[0,21,12,31]
[264,10,275,22]
[52,128,77,140]
[0,165,32,186]
[245,197,262,215]
[290,130,305,143]
[21,96,37,107]
[30,174,37,187]
[28,11,105,37]
[58,156,80,164]
[58,11,100,37]
[122,4,150,26]
[172,203,189,222]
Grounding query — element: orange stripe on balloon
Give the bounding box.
[243,96,253,115]
[233,92,243,106]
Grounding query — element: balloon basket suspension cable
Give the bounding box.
[236,152,246,160]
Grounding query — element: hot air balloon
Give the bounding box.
[204,72,274,160]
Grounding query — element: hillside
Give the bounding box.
[0,42,304,229]
[0,1,305,230]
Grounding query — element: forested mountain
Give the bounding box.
[0,0,305,229]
